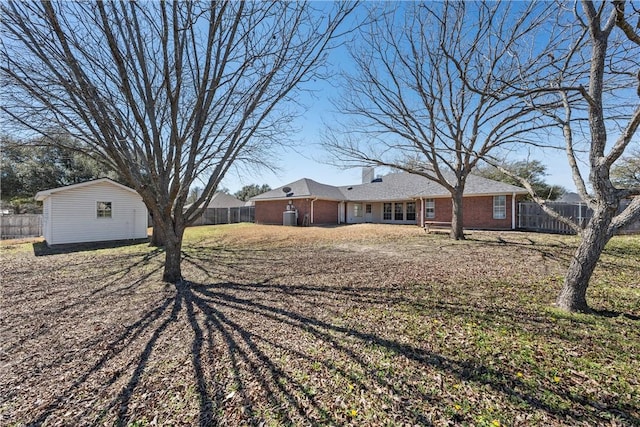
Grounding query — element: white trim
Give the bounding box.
[492,195,507,219]
[338,201,345,224]
[35,178,136,201]
[96,200,113,219]
[511,192,516,229]
[310,197,318,224]
[253,196,338,203]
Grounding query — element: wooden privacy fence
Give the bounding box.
[518,200,639,234]
[149,206,256,227]
[1,214,42,239]
[190,206,255,226]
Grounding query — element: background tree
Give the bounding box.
[234,184,272,201]
[475,160,566,201]
[1,1,356,282]
[610,149,640,188]
[1,133,118,212]
[503,1,640,312]
[323,1,558,240]
[186,187,203,206]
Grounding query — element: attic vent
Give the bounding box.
[286,192,294,197]
[347,186,353,190]
[282,186,292,193]
[371,177,382,183]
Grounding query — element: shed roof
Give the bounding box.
[34,178,136,201]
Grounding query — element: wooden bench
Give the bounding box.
[423,221,452,233]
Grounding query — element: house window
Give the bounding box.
[383,203,392,220]
[394,203,403,220]
[365,204,372,214]
[425,199,435,219]
[354,203,363,217]
[493,195,506,219]
[406,202,416,221]
[97,201,112,218]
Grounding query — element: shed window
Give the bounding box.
[493,195,506,219]
[97,201,112,218]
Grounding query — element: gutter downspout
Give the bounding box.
[511,193,516,230]
[311,197,318,224]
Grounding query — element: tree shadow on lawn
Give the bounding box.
[1,248,166,378]
[24,278,639,426]
[591,309,640,321]
[32,239,150,256]
[462,235,574,263]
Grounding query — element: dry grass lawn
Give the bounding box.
[1,223,639,426]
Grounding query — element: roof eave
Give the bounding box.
[33,178,138,199]
[253,195,341,202]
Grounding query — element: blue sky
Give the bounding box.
[219,96,366,192]
[219,111,578,195]
[218,7,580,196]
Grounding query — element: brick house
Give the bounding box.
[251,170,527,229]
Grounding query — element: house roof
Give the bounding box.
[251,178,346,201]
[34,178,136,201]
[251,172,527,203]
[341,172,527,201]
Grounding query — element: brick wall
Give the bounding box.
[257,195,519,229]
[418,195,518,229]
[312,200,340,224]
[463,195,515,229]
[255,199,339,225]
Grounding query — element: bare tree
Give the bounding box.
[1,1,356,282]
[486,1,639,312]
[537,1,640,312]
[324,1,558,239]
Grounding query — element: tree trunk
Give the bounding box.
[150,226,164,247]
[162,229,184,283]
[149,212,185,283]
[450,190,465,240]
[556,206,615,312]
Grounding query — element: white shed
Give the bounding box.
[35,178,148,246]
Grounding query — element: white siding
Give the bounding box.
[370,203,383,222]
[345,201,416,225]
[346,202,365,224]
[42,197,52,243]
[46,182,147,245]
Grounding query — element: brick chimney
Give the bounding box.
[362,167,375,184]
